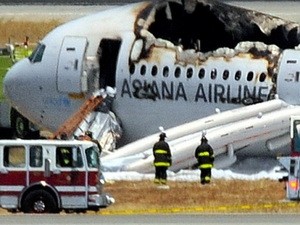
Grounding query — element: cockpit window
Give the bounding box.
[28,43,46,63]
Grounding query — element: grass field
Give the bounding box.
[0,20,62,46]
[100,180,300,214]
[0,56,12,100]
[0,19,62,100]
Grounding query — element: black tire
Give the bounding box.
[10,108,30,139]
[22,190,58,213]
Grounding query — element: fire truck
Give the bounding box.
[278,116,300,200]
[0,139,114,213]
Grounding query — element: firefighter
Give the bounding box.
[194,136,214,185]
[153,132,172,185]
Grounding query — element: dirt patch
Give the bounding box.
[100,180,300,214]
[0,20,63,46]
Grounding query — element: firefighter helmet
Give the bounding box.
[159,132,166,139]
[201,136,208,143]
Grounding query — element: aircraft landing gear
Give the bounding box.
[10,108,40,139]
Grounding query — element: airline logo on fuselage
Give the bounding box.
[121,78,269,104]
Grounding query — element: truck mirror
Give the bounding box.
[44,158,51,177]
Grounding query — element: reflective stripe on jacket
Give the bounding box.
[154,149,169,154]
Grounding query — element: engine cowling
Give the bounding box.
[277,49,300,105]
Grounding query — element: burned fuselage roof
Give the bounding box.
[136,0,300,52]
[126,0,300,105]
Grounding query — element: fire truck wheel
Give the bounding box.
[22,190,58,213]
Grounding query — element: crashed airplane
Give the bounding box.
[4,0,300,172]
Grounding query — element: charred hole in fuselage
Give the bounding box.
[148,1,234,52]
[146,1,300,52]
[130,0,300,105]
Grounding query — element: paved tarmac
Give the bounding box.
[228,1,300,22]
[0,1,300,22]
[1,213,300,225]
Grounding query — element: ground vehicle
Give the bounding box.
[278,116,300,200]
[0,139,114,213]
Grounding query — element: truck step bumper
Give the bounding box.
[88,193,115,208]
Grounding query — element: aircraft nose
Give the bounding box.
[4,59,31,108]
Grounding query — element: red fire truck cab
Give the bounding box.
[0,139,114,213]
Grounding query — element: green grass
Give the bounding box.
[0,55,13,100]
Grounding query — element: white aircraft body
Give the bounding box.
[4,0,300,172]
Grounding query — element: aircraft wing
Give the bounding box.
[101,98,297,172]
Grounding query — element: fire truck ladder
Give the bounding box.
[53,95,104,139]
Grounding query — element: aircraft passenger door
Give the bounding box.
[98,39,121,89]
[57,36,88,93]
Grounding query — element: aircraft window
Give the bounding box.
[140,65,146,76]
[174,67,181,78]
[28,43,45,63]
[247,71,254,81]
[211,68,217,80]
[235,70,241,81]
[186,67,193,79]
[223,70,229,80]
[129,64,135,75]
[198,68,205,79]
[163,66,169,77]
[259,72,266,82]
[151,65,158,76]
[296,72,300,82]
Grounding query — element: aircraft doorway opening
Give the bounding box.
[98,39,121,90]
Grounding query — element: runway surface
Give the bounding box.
[1,213,300,225]
[0,1,300,22]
